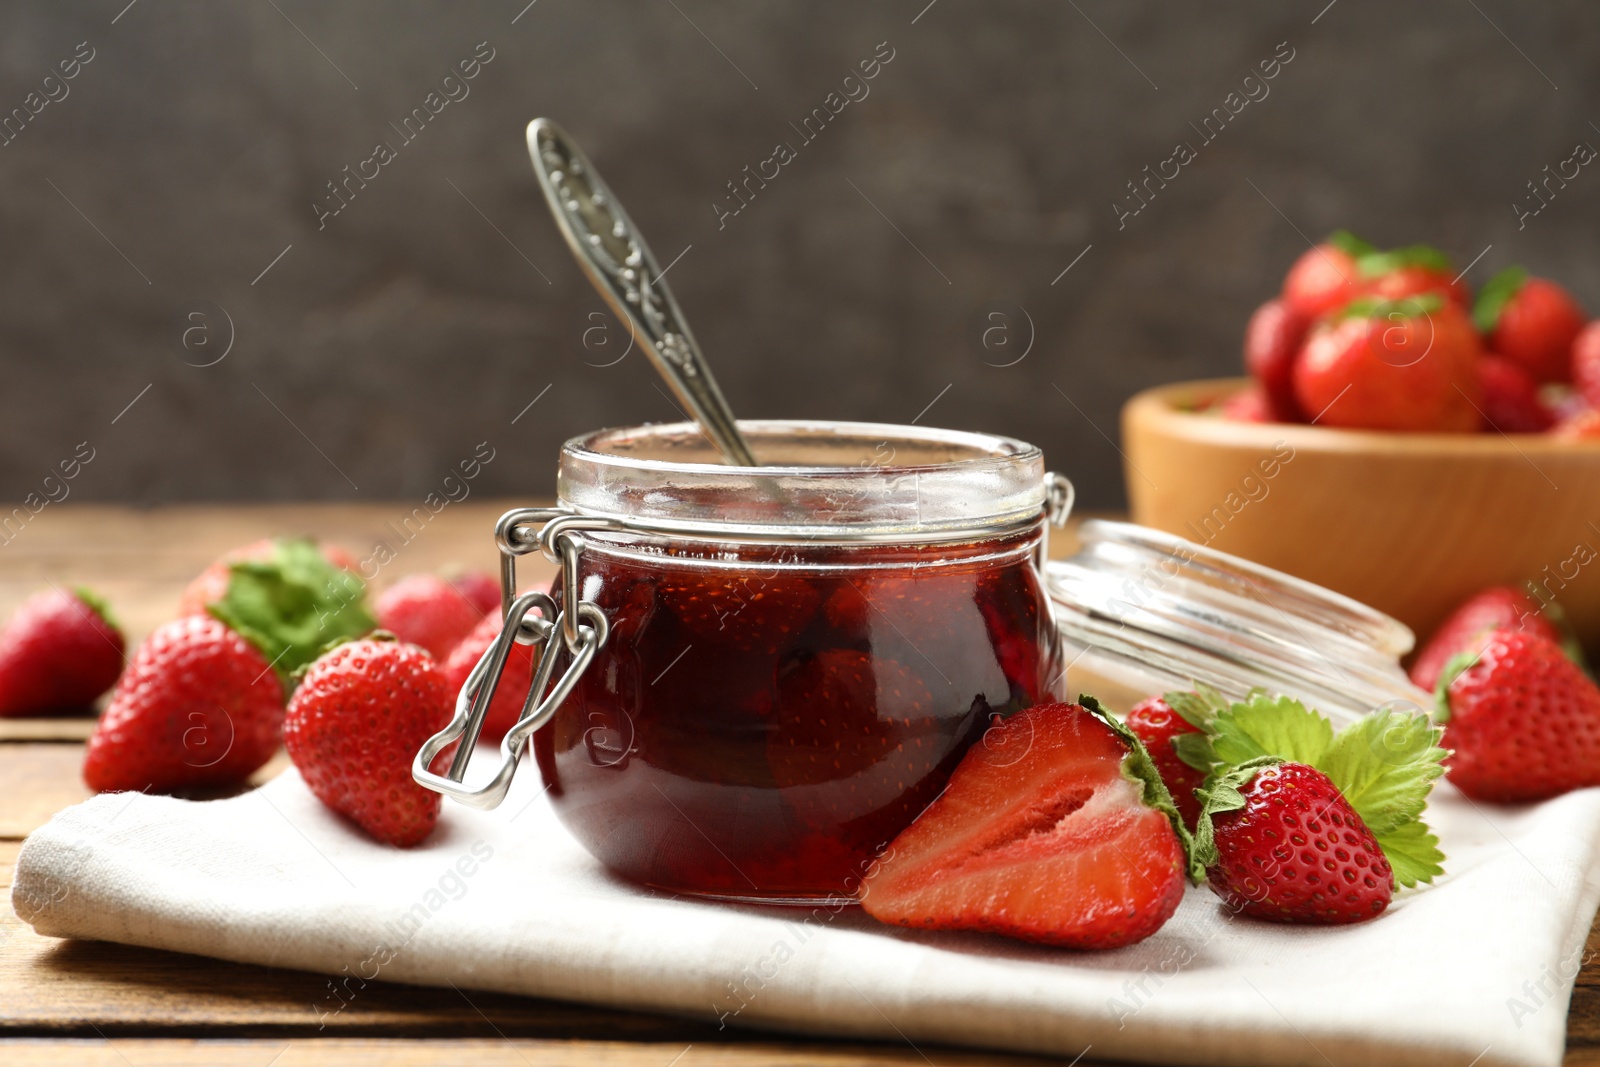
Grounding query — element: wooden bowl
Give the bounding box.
[1122,378,1600,656]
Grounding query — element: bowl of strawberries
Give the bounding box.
[1123,231,1600,658]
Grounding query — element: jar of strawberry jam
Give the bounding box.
[415,420,1069,903]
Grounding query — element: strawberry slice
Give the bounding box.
[860,699,1191,949]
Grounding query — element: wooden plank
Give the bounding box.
[0,719,96,742]
[0,1038,1078,1066]
[0,744,89,839]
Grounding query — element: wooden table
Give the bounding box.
[2,503,1598,1066]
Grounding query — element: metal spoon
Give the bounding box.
[526,118,758,467]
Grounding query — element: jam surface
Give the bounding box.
[534,533,1058,901]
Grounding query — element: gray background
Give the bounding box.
[2,0,1597,509]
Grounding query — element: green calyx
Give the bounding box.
[1188,690,1448,889]
[72,586,120,632]
[1472,265,1529,334]
[1327,230,1376,258]
[1355,243,1454,279]
[206,538,376,681]
[1191,755,1283,869]
[1163,682,1231,771]
[1081,693,1205,883]
[1334,292,1444,323]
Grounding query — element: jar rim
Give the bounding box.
[557,419,1047,539]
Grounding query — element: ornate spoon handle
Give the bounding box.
[526,118,758,467]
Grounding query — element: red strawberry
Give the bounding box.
[1553,407,1600,440]
[1293,295,1482,432]
[178,537,358,616]
[1357,245,1470,308]
[1281,231,1372,319]
[659,571,821,654]
[441,614,537,743]
[860,700,1189,949]
[0,588,124,716]
[1243,299,1309,420]
[83,616,285,793]
[1126,694,1210,828]
[376,574,481,660]
[1199,760,1392,924]
[1477,354,1555,433]
[1216,387,1272,423]
[448,570,501,617]
[1476,268,1586,384]
[1572,322,1600,408]
[285,638,452,847]
[768,648,950,849]
[1436,629,1600,803]
[1409,585,1568,692]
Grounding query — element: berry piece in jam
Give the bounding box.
[658,571,822,655]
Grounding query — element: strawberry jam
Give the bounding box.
[534,530,1058,901]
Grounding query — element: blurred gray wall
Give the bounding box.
[1,0,1597,510]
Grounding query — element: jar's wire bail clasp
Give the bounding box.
[411,507,613,810]
[1039,470,1076,570]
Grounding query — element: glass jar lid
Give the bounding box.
[558,419,1046,541]
[1047,519,1427,725]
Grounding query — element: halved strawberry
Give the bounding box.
[859,699,1191,949]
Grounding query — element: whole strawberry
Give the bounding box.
[1437,629,1600,803]
[0,588,124,716]
[376,573,482,660]
[1280,231,1372,319]
[177,537,375,675]
[441,614,536,743]
[448,570,502,617]
[285,638,452,847]
[1409,585,1572,692]
[1216,387,1272,423]
[1198,760,1392,924]
[1573,322,1600,410]
[1553,407,1600,440]
[1293,295,1481,432]
[1193,693,1446,921]
[1243,299,1308,421]
[83,615,285,793]
[1125,688,1225,829]
[1475,267,1586,384]
[1478,354,1555,433]
[1356,244,1471,308]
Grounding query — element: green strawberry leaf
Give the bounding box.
[1081,693,1205,883]
[1327,230,1376,258]
[1355,243,1454,279]
[1317,709,1447,839]
[1375,817,1447,889]
[1206,692,1335,769]
[1472,265,1529,333]
[1191,755,1281,870]
[207,538,376,679]
[1201,691,1448,889]
[1163,682,1232,771]
[71,586,120,632]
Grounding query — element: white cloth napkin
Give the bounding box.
[13,760,1600,1067]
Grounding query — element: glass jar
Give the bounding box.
[416,420,1067,904]
[1046,519,1429,725]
